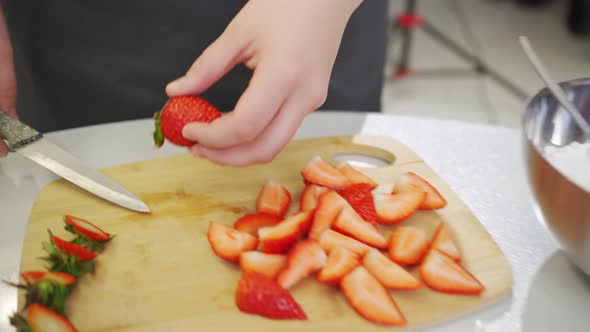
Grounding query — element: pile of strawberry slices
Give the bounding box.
[207,156,484,326]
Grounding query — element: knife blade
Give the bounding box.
[0,111,151,213]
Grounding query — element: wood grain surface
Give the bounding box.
[17,135,512,331]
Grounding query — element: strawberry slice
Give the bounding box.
[239,252,287,279]
[21,271,77,286]
[332,207,387,249]
[301,156,350,190]
[17,304,78,332]
[372,191,426,224]
[52,236,96,262]
[363,249,421,290]
[258,210,313,254]
[419,249,484,294]
[256,180,292,217]
[234,213,283,237]
[317,247,360,285]
[318,229,372,256]
[388,226,429,265]
[207,222,259,262]
[299,184,330,211]
[277,240,327,289]
[64,215,110,242]
[393,172,447,210]
[337,163,378,189]
[341,266,406,326]
[308,190,347,240]
[430,222,461,261]
[337,183,378,226]
[235,272,307,320]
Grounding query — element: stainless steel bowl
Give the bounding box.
[523,77,590,275]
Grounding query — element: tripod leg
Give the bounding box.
[394,0,422,79]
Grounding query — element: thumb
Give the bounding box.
[166,29,249,97]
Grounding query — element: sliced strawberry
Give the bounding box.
[363,249,421,290]
[239,252,287,279]
[388,226,429,265]
[301,156,350,190]
[52,236,96,262]
[21,271,77,286]
[308,190,347,240]
[419,249,484,294]
[372,191,426,224]
[26,303,77,332]
[277,240,327,289]
[317,247,359,285]
[393,172,447,210]
[341,266,406,326]
[64,215,110,241]
[337,183,378,226]
[258,210,313,254]
[256,180,292,217]
[337,163,378,189]
[235,272,307,320]
[332,207,387,249]
[299,184,330,211]
[430,222,461,261]
[207,222,259,262]
[234,213,283,237]
[318,229,372,256]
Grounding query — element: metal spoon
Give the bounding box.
[519,36,590,138]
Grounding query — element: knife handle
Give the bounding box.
[0,110,42,151]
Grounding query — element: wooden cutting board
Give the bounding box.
[17,135,512,331]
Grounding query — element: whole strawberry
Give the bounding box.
[153,95,222,147]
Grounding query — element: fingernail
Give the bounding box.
[166,77,184,93]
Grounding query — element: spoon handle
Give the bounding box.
[519,36,590,137]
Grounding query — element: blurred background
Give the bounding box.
[382,0,590,128]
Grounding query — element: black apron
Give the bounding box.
[2,0,388,132]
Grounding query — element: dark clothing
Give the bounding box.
[2,0,388,132]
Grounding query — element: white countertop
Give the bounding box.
[1,112,588,332]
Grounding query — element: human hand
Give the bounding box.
[0,8,17,158]
[165,0,362,166]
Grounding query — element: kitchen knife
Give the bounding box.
[0,110,151,213]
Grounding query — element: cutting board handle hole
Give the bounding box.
[330,152,392,169]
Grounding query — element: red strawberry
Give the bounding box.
[21,271,77,287]
[239,252,287,279]
[207,222,259,262]
[318,229,372,256]
[430,222,461,262]
[277,240,327,289]
[64,215,110,241]
[13,304,78,332]
[301,156,350,190]
[388,226,429,265]
[299,184,330,211]
[153,95,222,147]
[337,183,378,226]
[419,249,484,295]
[308,190,347,240]
[235,272,307,320]
[258,210,313,254]
[317,247,360,285]
[234,213,282,237]
[52,236,96,262]
[341,266,406,326]
[372,191,426,224]
[337,164,378,189]
[256,180,292,218]
[362,249,421,290]
[393,172,447,210]
[332,207,387,249]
